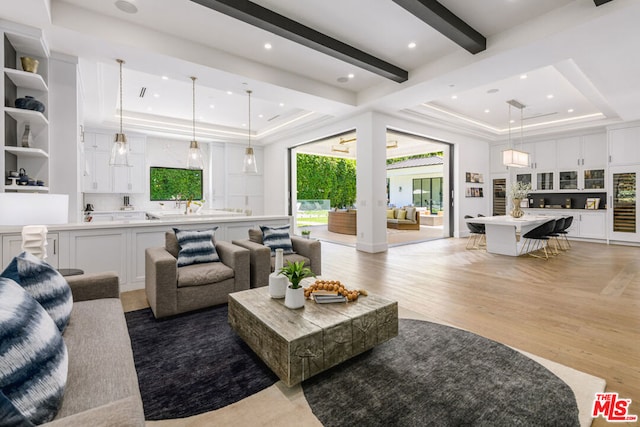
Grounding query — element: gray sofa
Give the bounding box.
[45,272,144,426]
[233,230,321,288]
[145,232,250,319]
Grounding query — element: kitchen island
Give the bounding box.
[0,214,291,291]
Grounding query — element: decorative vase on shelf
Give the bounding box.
[15,96,45,113]
[284,285,305,309]
[510,199,524,218]
[268,248,287,299]
[21,124,32,148]
[20,56,39,74]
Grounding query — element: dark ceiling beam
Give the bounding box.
[190,0,408,83]
[392,0,486,54]
[594,0,614,6]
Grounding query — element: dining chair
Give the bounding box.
[519,219,557,259]
[464,215,486,250]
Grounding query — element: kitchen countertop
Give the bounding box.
[0,214,291,234]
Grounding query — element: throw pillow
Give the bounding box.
[386,209,394,219]
[397,210,407,220]
[173,228,220,267]
[405,206,416,222]
[0,277,68,425]
[260,224,294,255]
[1,251,73,333]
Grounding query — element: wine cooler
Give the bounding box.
[610,167,639,242]
[492,178,506,216]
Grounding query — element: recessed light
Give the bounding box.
[209,104,215,109]
[161,76,168,80]
[242,123,246,127]
[451,95,458,100]
[520,74,528,79]
[264,43,272,50]
[408,42,416,49]
[279,102,284,107]
[568,108,574,113]
[258,114,264,118]
[546,94,554,99]
[348,73,355,79]
[114,0,138,14]
[227,91,233,95]
[484,109,490,113]
[147,107,152,111]
[153,93,160,98]
[510,119,515,124]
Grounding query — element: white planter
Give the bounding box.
[284,285,305,309]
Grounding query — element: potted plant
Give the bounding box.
[509,181,531,218]
[278,260,315,309]
[301,228,311,239]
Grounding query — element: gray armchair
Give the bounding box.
[233,228,321,288]
[145,231,250,319]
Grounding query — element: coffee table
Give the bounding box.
[228,286,398,387]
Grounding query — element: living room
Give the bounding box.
[1,1,639,425]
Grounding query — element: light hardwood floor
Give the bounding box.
[123,237,640,426]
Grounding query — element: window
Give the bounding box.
[412,178,442,211]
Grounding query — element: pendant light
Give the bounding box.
[243,89,258,174]
[110,59,131,167]
[187,76,204,170]
[502,99,530,168]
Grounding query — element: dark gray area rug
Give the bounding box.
[125,305,278,420]
[303,319,580,427]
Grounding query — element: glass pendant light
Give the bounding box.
[187,76,204,170]
[110,59,131,167]
[243,89,258,174]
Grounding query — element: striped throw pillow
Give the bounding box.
[260,224,294,255]
[173,228,220,267]
[1,251,73,333]
[0,277,68,425]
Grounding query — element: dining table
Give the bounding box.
[465,215,560,256]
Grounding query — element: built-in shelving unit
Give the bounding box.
[1,21,50,193]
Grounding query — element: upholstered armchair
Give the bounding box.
[232,228,321,289]
[145,230,250,319]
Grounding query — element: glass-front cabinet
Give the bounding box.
[584,169,605,190]
[559,171,578,190]
[557,168,605,191]
[536,172,554,190]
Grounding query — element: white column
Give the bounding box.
[355,112,388,253]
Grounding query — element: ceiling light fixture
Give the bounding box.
[243,90,258,174]
[110,59,131,167]
[408,42,417,49]
[502,99,530,168]
[114,0,138,14]
[264,43,272,50]
[187,77,204,170]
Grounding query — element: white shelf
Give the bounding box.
[4,68,47,91]
[5,184,49,192]
[4,146,48,158]
[4,107,48,127]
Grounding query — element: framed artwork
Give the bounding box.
[466,187,484,198]
[465,172,484,183]
[585,198,600,209]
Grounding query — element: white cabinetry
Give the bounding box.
[535,210,605,240]
[556,133,606,191]
[83,132,146,193]
[609,126,640,166]
[68,230,127,280]
[1,23,50,193]
[2,233,59,268]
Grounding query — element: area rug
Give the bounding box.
[125,305,278,420]
[302,319,581,427]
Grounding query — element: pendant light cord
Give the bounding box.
[508,103,512,149]
[191,77,197,141]
[247,90,252,148]
[117,59,124,134]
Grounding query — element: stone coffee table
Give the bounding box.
[228,286,398,386]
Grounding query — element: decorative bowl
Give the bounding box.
[15,96,45,113]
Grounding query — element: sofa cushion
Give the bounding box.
[405,206,417,222]
[57,298,142,420]
[177,261,235,288]
[173,228,220,267]
[260,224,294,255]
[0,277,68,426]
[248,228,263,244]
[1,251,73,333]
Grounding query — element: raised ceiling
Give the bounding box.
[3,0,640,148]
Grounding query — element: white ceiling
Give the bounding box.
[3,0,640,151]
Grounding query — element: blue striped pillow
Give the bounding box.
[0,277,68,425]
[1,251,73,333]
[260,224,294,255]
[173,228,220,267]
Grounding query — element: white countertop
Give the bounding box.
[0,214,291,234]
